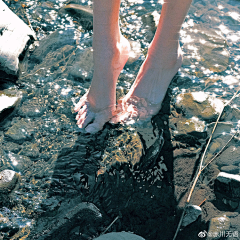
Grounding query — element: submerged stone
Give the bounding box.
[59,3,93,30]
[98,128,143,175]
[5,118,35,143]
[170,116,206,137]
[19,97,46,117]
[175,91,224,121]
[207,216,230,240]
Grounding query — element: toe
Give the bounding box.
[74,94,87,112]
[77,111,87,127]
[76,105,87,120]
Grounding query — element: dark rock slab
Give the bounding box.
[214,172,240,199]
[30,200,102,240]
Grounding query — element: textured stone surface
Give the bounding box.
[207,216,230,240]
[170,116,206,137]
[175,92,224,121]
[214,172,240,199]
[5,118,35,142]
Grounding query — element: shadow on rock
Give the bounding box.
[28,90,176,240]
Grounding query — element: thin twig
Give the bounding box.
[173,88,240,240]
[102,216,119,235]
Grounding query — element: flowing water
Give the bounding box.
[1,0,240,239]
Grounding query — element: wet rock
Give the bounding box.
[207,216,230,240]
[170,116,206,138]
[0,169,19,193]
[0,0,35,75]
[19,97,46,117]
[182,23,229,73]
[206,122,233,139]
[31,201,102,240]
[59,4,93,30]
[4,152,32,173]
[214,144,240,167]
[94,232,145,240]
[97,127,143,175]
[221,105,240,122]
[203,135,234,165]
[182,205,202,227]
[18,142,40,158]
[0,213,19,238]
[175,91,224,121]
[0,89,22,122]
[2,142,21,153]
[5,118,35,143]
[214,172,240,199]
[220,165,239,174]
[222,198,239,210]
[69,47,94,80]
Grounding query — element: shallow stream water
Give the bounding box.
[1,0,240,239]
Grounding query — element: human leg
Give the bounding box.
[111,0,192,123]
[74,0,130,133]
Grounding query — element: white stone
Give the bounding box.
[182,205,202,227]
[0,0,35,74]
[0,169,19,192]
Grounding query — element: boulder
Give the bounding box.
[0,169,19,193]
[0,0,35,75]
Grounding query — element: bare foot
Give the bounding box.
[111,45,182,124]
[74,35,130,133]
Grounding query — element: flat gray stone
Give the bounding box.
[207,216,230,240]
[0,0,35,74]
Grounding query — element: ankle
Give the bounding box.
[147,42,182,69]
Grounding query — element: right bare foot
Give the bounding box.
[74,35,130,133]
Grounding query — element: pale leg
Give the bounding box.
[111,0,192,123]
[74,0,130,133]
